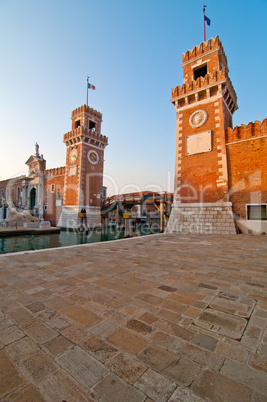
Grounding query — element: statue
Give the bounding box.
[6,198,39,222]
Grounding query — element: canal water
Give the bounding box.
[0,224,160,255]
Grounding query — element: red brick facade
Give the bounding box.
[168,36,267,234]
[227,119,267,219]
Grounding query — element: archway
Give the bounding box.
[29,188,36,210]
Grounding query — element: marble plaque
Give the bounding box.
[186,131,212,156]
[68,165,78,176]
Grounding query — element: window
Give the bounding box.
[44,205,47,211]
[89,120,96,130]
[247,204,267,220]
[75,120,81,128]
[0,190,3,199]
[51,184,55,193]
[194,64,207,80]
[17,187,20,200]
[6,188,9,200]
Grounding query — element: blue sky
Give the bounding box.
[0,0,266,195]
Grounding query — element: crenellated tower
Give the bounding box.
[58,105,108,229]
[167,36,238,234]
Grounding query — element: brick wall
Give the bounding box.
[44,167,65,225]
[226,119,267,218]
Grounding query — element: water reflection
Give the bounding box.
[0,224,160,254]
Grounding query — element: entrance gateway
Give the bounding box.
[167,36,237,235]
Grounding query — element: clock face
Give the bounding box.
[69,148,78,163]
[87,150,99,165]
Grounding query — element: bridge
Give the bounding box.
[101,191,173,233]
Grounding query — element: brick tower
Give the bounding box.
[58,105,108,228]
[167,36,238,234]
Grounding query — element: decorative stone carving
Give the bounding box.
[189,110,208,128]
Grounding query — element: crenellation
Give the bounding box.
[45,166,65,177]
[172,68,227,100]
[227,118,267,143]
[182,36,222,64]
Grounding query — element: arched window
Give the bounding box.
[6,188,9,201]
[17,187,20,200]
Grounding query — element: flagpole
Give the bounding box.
[203,6,206,42]
[86,77,89,107]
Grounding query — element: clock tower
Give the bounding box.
[167,36,238,234]
[58,105,108,229]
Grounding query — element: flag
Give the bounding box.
[88,83,96,90]
[205,15,211,26]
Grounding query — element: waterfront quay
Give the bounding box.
[0,233,266,401]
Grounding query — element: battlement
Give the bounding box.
[182,36,227,64]
[227,119,267,143]
[71,105,102,120]
[45,166,66,177]
[63,126,108,145]
[172,68,227,99]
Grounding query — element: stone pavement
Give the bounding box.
[0,233,266,402]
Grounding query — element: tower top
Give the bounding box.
[171,35,237,115]
[182,35,227,66]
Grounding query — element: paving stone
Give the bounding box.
[92,372,146,401]
[220,358,267,395]
[163,355,201,385]
[151,330,184,352]
[154,319,194,341]
[251,390,267,402]
[25,324,58,344]
[107,328,149,355]
[210,292,256,318]
[45,295,76,310]
[183,307,202,319]
[137,343,178,372]
[0,349,27,398]
[103,309,128,324]
[0,316,14,329]
[6,336,40,364]
[191,369,252,402]
[158,308,182,323]
[169,386,204,401]
[0,325,24,345]
[136,293,164,306]
[215,339,249,363]
[39,369,93,401]
[25,286,45,295]
[126,318,153,334]
[139,312,158,324]
[46,314,73,331]
[5,383,45,401]
[8,308,34,326]
[43,335,73,356]
[158,285,178,292]
[22,350,58,384]
[80,334,118,362]
[135,368,176,402]
[89,318,117,338]
[61,323,89,343]
[162,300,189,314]
[56,346,108,388]
[192,333,218,351]
[60,304,102,327]
[26,301,46,313]
[106,352,147,384]
[194,309,248,340]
